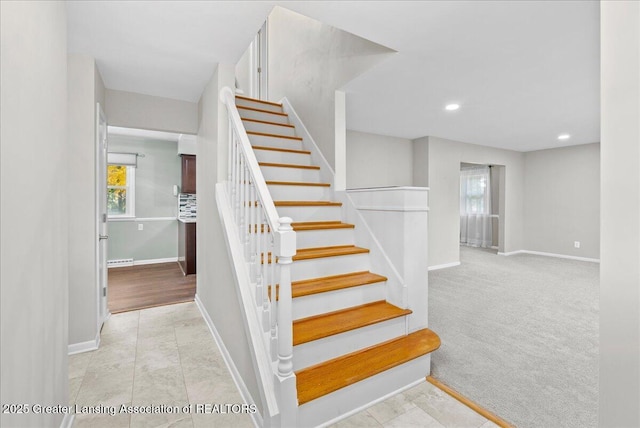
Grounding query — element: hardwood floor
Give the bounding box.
[108,262,196,314]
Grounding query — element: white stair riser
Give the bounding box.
[292,281,386,320]
[242,120,296,136]
[267,184,331,201]
[235,98,283,113]
[297,355,432,427]
[291,253,370,281]
[260,166,320,183]
[251,227,354,249]
[295,228,355,248]
[237,107,289,124]
[275,205,342,222]
[293,317,406,371]
[249,134,303,151]
[253,149,311,165]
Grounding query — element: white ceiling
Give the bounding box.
[67,1,600,152]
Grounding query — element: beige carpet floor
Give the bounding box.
[429,246,599,428]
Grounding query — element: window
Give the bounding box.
[107,164,135,217]
[460,167,490,215]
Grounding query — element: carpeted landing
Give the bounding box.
[429,246,598,428]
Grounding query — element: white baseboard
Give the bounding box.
[134,257,178,266]
[108,257,179,268]
[68,331,100,355]
[428,261,461,271]
[59,413,75,428]
[498,249,599,263]
[497,250,525,256]
[194,294,262,428]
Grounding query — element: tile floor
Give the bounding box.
[69,302,501,428]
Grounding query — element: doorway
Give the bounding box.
[235,20,268,99]
[459,162,505,253]
[104,126,196,313]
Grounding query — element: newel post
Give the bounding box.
[275,217,298,425]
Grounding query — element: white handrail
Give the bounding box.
[219,87,297,426]
[220,87,281,233]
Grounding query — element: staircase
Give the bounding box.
[220,91,440,427]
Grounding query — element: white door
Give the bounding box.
[96,103,109,328]
[257,20,268,100]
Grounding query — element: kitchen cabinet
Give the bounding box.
[178,219,196,275]
[181,155,196,194]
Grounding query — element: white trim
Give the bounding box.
[194,295,263,428]
[428,261,461,271]
[499,249,600,263]
[317,378,425,428]
[347,186,431,192]
[108,216,177,222]
[134,257,178,266]
[68,331,101,355]
[497,250,524,256]
[354,205,429,212]
[59,413,75,428]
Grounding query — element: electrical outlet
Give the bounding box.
[574,241,580,249]
[138,224,144,231]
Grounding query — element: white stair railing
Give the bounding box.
[220,87,297,426]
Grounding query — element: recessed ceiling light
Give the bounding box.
[558,134,571,141]
[445,103,460,111]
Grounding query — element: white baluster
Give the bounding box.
[244,165,251,259]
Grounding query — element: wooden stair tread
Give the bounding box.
[266,180,330,187]
[274,201,342,207]
[292,221,354,231]
[296,328,441,404]
[235,95,282,107]
[237,105,288,116]
[259,162,320,170]
[241,117,295,128]
[252,145,310,155]
[293,271,386,297]
[294,245,369,261]
[293,301,411,346]
[247,130,303,141]
[270,271,387,300]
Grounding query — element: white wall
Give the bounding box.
[412,136,429,187]
[426,136,525,267]
[267,6,394,169]
[67,55,104,347]
[105,89,198,134]
[600,1,640,426]
[346,130,413,189]
[235,41,253,97]
[196,65,263,417]
[0,2,69,427]
[524,143,600,260]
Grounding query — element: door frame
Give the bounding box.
[96,102,109,331]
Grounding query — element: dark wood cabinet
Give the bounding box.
[181,155,196,194]
[178,220,196,275]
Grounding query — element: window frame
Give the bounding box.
[107,164,136,219]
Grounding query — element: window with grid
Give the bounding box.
[107,164,135,217]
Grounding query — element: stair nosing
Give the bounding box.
[247,131,303,141]
[235,95,282,107]
[291,221,355,231]
[252,145,310,155]
[293,245,369,261]
[237,105,288,116]
[266,180,331,187]
[241,117,295,128]
[292,271,387,297]
[274,201,342,207]
[259,162,320,170]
